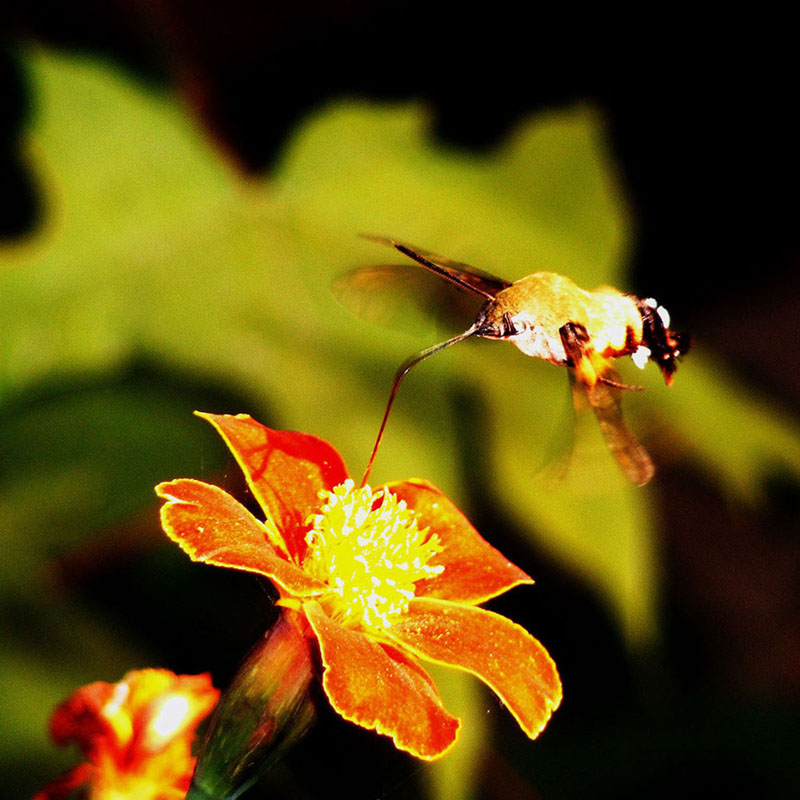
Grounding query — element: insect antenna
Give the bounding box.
[361,325,479,486]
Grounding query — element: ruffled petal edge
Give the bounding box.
[388,597,562,739]
[303,600,460,759]
[156,479,325,597]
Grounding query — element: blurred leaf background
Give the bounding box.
[1,4,798,799]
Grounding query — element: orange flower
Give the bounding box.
[34,669,219,800]
[156,413,561,759]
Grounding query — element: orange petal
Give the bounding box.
[197,413,349,560]
[49,681,116,755]
[386,480,533,603]
[388,597,562,739]
[303,600,460,759]
[156,479,325,597]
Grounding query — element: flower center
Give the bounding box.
[303,480,443,631]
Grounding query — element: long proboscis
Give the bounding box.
[360,325,479,486]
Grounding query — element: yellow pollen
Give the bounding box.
[303,480,443,630]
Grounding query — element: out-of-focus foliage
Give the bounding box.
[2,47,799,798]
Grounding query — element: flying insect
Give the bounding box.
[350,236,689,486]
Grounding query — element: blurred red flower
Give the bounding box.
[156,413,561,759]
[34,669,218,800]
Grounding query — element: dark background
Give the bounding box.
[2,3,798,798]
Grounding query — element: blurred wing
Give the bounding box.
[362,235,511,299]
[333,264,484,335]
[559,321,654,486]
[575,365,655,486]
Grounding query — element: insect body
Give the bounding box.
[356,236,689,486]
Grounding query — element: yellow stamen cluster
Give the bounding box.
[303,480,444,631]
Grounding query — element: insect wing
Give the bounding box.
[362,235,512,299]
[332,263,484,335]
[574,367,655,486]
